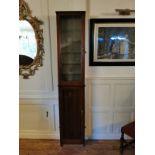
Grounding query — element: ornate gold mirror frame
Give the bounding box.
[19,0,44,79]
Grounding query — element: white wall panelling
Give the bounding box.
[85,0,135,78]
[86,77,135,139]
[89,0,135,18]
[19,99,59,139]
[19,0,57,99]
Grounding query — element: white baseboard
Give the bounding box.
[19,130,60,139]
[91,133,131,140]
[20,131,131,140]
[91,133,121,140]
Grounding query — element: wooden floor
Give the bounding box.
[19,139,134,155]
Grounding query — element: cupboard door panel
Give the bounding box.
[59,87,84,143]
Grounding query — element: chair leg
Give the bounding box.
[120,132,124,154]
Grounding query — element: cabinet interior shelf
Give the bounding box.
[62,52,81,54]
[62,72,81,75]
[62,63,80,65]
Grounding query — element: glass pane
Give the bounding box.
[60,16,82,81]
[97,26,135,60]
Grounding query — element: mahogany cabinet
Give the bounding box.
[56,11,85,146]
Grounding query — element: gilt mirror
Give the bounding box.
[19,0,44,79]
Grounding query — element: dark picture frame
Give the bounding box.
[89,18,135,66]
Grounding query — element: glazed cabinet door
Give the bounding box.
[56,11,85,86]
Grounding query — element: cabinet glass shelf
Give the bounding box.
[61,73,81,81]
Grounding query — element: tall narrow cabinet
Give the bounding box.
[56,11,85,146]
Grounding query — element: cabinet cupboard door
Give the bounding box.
[59,87,85,144]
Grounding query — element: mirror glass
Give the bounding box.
[19,20,37,66]
[19,0,44,79]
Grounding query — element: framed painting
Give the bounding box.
[89,18,135,66]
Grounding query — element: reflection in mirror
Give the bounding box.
[19,0,44,79]
[19,20,37,66]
